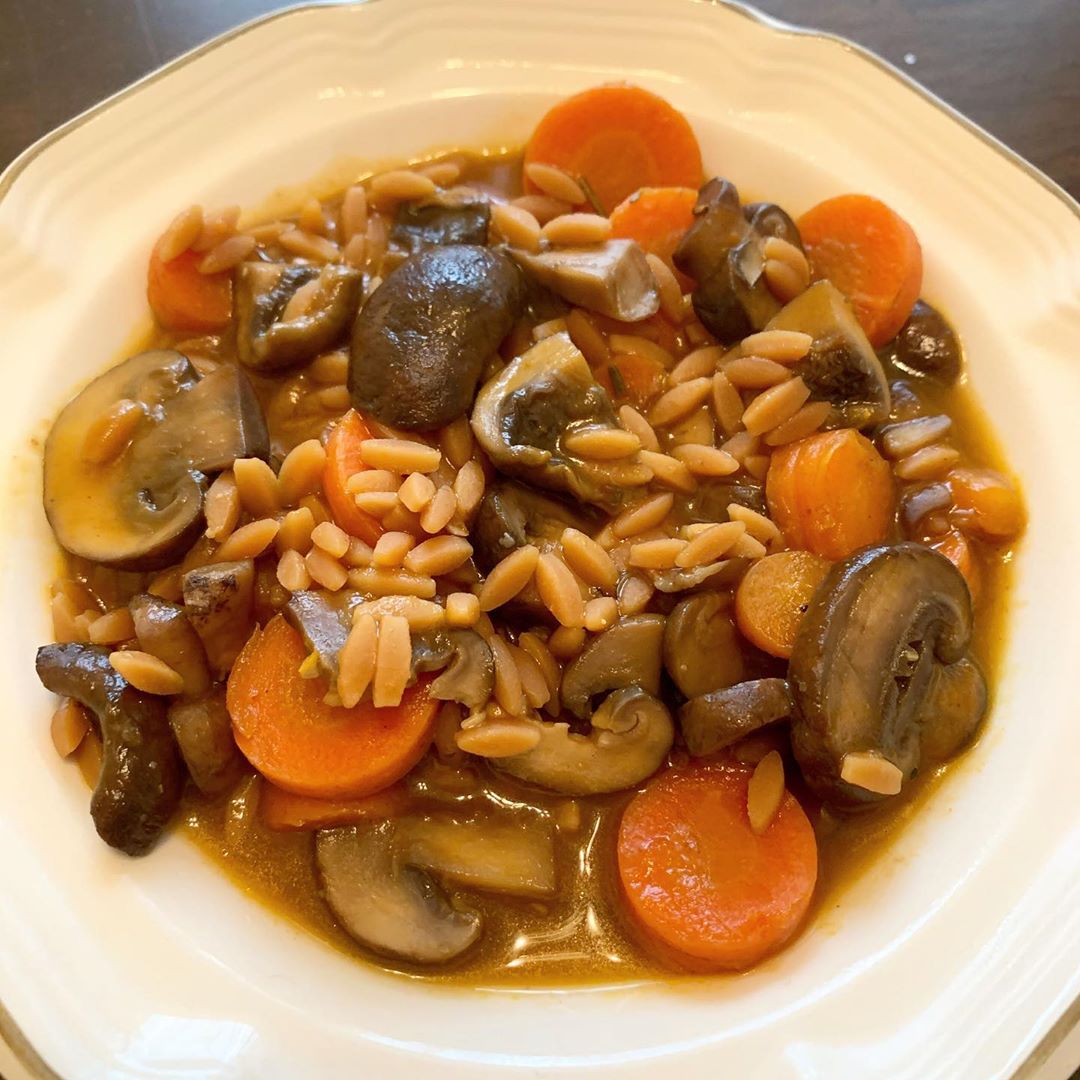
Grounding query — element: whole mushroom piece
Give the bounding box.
[789,543,987,810]
[35,643,184,855]
[350,245,525,430]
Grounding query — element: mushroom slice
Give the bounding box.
[789,543,975,810]
[350,245,525,430]
[410,629,494,711]
[878,299,962,386]
[679,679,793,758]
[43,350,269,571]
[767,280,891,429]
[284,590,350,684]
[650,558,749,594]
[673,178,803,342]
[663,592,745,698]
[509,239,659,322]
[493,687,673,795]
[472,333,643,510]
[129,593,212,698]
[167,687,245,796]
[35,643,183,855]
[236,262,362,371]
[390,199,491,254]
[182,560,256,679]
[394,815,556,897]
[316,822,481,965]
[560,615,665,720]
[917,656,988,763]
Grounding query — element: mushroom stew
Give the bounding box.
[37,85,1025,982]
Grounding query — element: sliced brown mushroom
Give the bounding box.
[129,593,212,698]
[167,688,245,796]
[916,656,988,763]
[789,543,977,810]
[182,560,256,679]
[236,262,362,371]
[35,643,183,855]
[679,678,793,757]
[560,614,665,719]
[390,198,491,254]
[410,629,494,711]
[766,280,891,429]
[673,178,803,342]
[878,299,962,386]
[316,822,482,965]
[509,239,659,322]
[471,333,647,510]
[350,245,525,430]
[492,687,673,795]
[283,590,350,684]
[663,592,745,698]
[43,350,269,571]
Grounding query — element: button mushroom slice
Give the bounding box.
[283,590,350,685]
[35,643,184,855]
[492,687,674,795]
[560,614,665,720]
[678,678,793,758]
[509,239,659,322]
[129,593,212,697]
[236,262,363,372]
[167,687,245,796]
[766,280,891,429]
[182,560,256,679]
[650,558,750,594]
[393,814,556,897]
[43,350,270,571]
[349,245,525,430]
[390,198,491,254]
[673,178,803,342]
[916,655,988,763]
[411,629,494,712]
[316,821,482,965]
[663,592,746,698]
[472,333,644,510]
[878,299,962,386]
[789,543,975,810]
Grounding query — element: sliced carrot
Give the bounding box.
[323,409,385,546]
[610,186,698,289]
[524,84,703,214]
[147,246,232,333]
[618,760,817,970]
[766,429,894,560]
[797,194,922,347]
[227,616,437,799]
[261,780,411,830]
[735,550,831,659]
[928,530,981,602]
[947,467,1026,541]
[595,352,668,411]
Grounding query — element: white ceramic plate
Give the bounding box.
[2,1,1078,1077]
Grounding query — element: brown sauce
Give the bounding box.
[57,148,1020,987]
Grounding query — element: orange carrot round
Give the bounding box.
[766,429,894,560]
[323,409,385,546]
[797,194,922,346]
[947,467,1026,541]
[929,530,981,602]
[618,761,817,970]
[524,85,703,214]
[227,616,437,799]
[260,780,411,830]
[735,550,831,659]
[610,186,698,288]
[147,246,232,333]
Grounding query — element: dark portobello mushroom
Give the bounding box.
[789,543,986,810]
[663,592,745,698]
[35,643,184,855]
[167,688,245,797]
[878,299,963,386]
[43,351,269,571]
[350,245,526,430]
[390,199,491,254]
[679,678,794,758]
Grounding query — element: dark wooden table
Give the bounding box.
[0,0,1077,196]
